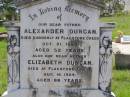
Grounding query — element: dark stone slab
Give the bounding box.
[115,54,130,69]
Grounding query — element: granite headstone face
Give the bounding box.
[2,0,115,97]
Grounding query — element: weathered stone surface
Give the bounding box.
[20,0,100,89]
[99,23,115,92]
[2,0,115,97]
[4,22,20,92]
[113,42,130,69]
[3,89,113,97]
[113,42,130,54]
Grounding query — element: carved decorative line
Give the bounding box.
[8,32,20,88]
[99,30,112,92]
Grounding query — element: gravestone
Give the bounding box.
[113,40,130,69]
[121,35,130,44]
[115,54,130,69]
[2,0,115,97]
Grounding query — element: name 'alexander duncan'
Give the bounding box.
[24,28,97,34]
